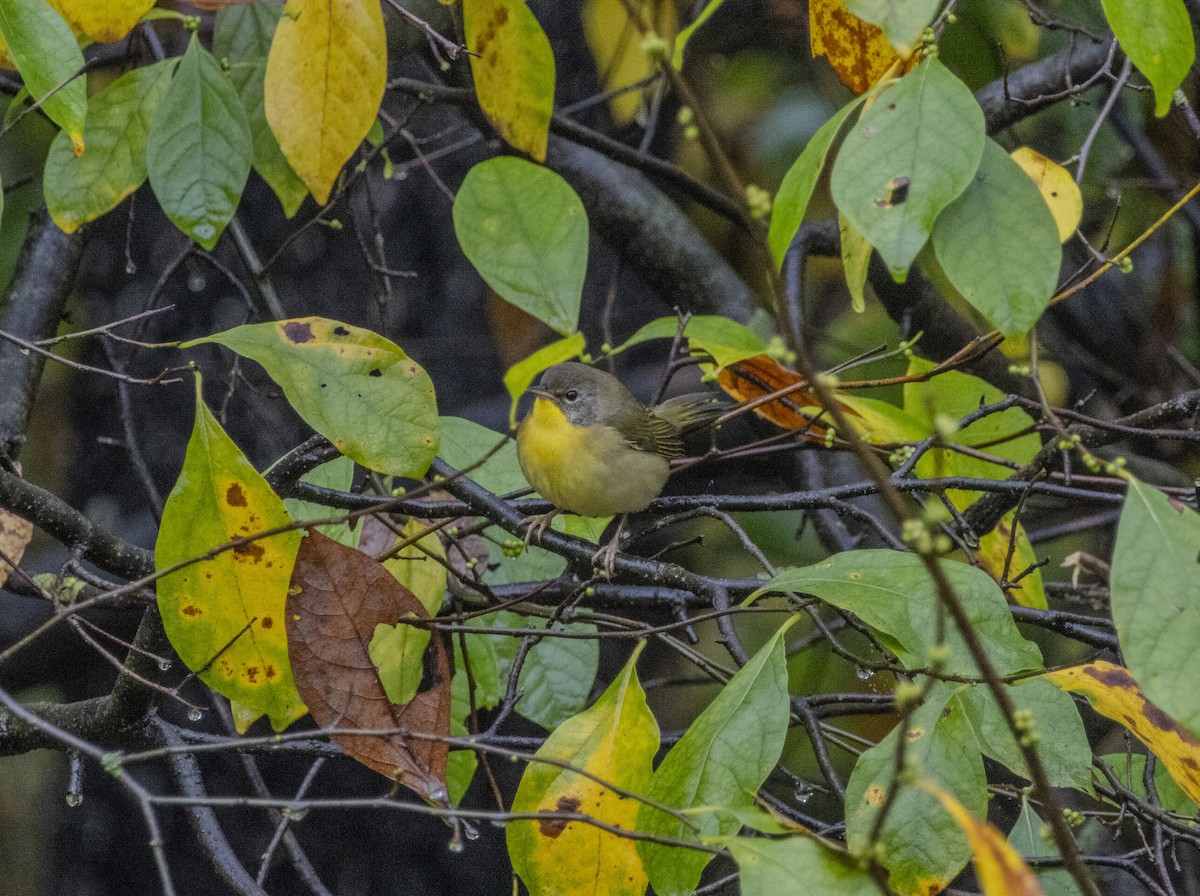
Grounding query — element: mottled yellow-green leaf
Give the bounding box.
[156,375,305,732]
[264,0,386,204]
[51,0,154,42]
[463,0,555,161]
[509,646,658,896]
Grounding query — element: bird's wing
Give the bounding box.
[623,407,684,459]
[653,392,727,431]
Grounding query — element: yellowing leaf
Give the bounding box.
[0,503,32,589]
[50,0,155,42]
[922,781,1044,896]
[583,0,676,122]
[1010,147,1082,243]
[264,0,386,204]
[975,511,1046,609]
[1045,661,1200,806]
[464,0,555,162]
[361,516,447,616]
[155,375,305,732]
[508,646,658,896]
[839,212,871,311]
[810,0,900,94]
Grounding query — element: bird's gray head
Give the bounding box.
[530,362,638,427]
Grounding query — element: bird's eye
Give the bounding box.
[564,389,579,402]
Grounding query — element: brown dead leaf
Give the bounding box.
[287,530,450,802]
[716,355,827,437]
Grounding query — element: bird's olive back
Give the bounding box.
[536,362,642,428]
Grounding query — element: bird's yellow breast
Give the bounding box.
[516,397,671,517]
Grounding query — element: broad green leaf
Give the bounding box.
[1112,477,1200,735]
[672,0,726,68]
[509,648,658,896]
[155,375,305,732]
[727,834,877,896]
[503,331,587,424]
[454,157,587,336]
[512,616,600,728]
[50,0,154,42]
[184,318,439,478]
[44,61,173,234]
[437,416,525,496]
[281,455,359,547]
[146,34,252,250]
[213,2,308,218]
[1011,147,1083,243]
[832,392,927,445]
[463,0,555,161]
[1101,753,1198,820]
[1102,0,1194,117]
[846,689,985,896]
[636,619,794,896]
[831,57,984,280]
[264,0,386,204]
[844,0,941,54]
[369,616,428,706]
[0,0,85,152]
[769,96,866,268]
[1008,802,1083,896]
[615,314,768,370]
[956,679,1092,792]
[1045,661,1200,807]
[931,139,1062,336]
[752,551,1042,676]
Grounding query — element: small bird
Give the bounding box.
[515,361,721,575]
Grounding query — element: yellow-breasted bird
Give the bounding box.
[515,361,722,574]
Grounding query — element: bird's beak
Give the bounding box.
[527,387,552,400]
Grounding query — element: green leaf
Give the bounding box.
[931,139,1062,336]
[769,96,866,268]
[509,648,658,896]
[512,616,600,728]
[213,2,308,218]
[845,688,986,896]
[753,551,1042,676]
[844,0,942,54]
[671,0,727,68]
[1102,0,1195,117]
[184,317,439,478]
[437,416,525,496]
[0,0,86,151]
[448,627,504,805]
[369,616,429,706]
[830,57,984,280]
[1111,477,1200,734]
[146,34,252,250]
[503,331,587,425]
[155,375,305,732]
[282,455,358,547]
[636,619,794,896]
[726,835,877,896]
[44,61,174,234]
[615,314,768,370]
[453,156,588,336]
[1008,802,1083,896]
[956,679,1093,792]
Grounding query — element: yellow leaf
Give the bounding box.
[922,782,1044,896]
[1010,147,1082,243]
[50,0,154,42]
[810,0,901,95]
[264,0,386,204]
[1045,661,1200,806]
[582,0,676,123]
[464,0,555,162]
[508,646,658,896]
[975,511,1047,609]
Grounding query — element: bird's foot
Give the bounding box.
[522,509,560,546]
[589,514,629,579]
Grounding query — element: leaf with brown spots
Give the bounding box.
[287,530,450,802]
[463,0,555,161]
[809,0,903,94]
[508,646,658,896]
[156,374,305,732]
[183,317,439,477]
[1045,660,1200,807]
[921,781,1044,896]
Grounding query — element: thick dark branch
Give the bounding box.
[0,209,85,460]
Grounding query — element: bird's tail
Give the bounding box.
[654,392,729,432]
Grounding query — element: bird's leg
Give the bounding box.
[522,509,561,546]
[591,513,630,579]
